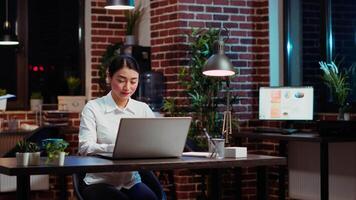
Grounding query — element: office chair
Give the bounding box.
[72,170,166,200]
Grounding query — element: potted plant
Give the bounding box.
[124,4,143,45]
[15,140,30,166]
[30,91,43,111]
[44,139,69,166]
[319,61,353,120]
[28,142,41,165]
[66,76,81,95]
[58,76,86,112]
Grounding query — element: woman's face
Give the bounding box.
[109,66,139,102]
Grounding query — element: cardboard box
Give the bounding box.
[57,96,86,113]
[224,147,247,158]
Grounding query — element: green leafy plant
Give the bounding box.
[45,139,69,162]
[15,141,29,153]
[0,89,6,96]
[124,4,143,35]
[28,142,40,152]
[30,91,43,99]
[66,76,81,92]
[319,61,352,112]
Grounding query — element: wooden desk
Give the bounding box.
[0,154,286,200]
[234,132,356,200]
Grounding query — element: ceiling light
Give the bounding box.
[0,0,19,45]
[104,0,135,10]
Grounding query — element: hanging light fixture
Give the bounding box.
[202,27,235,144]
[104,0,135,10]
[0,0,19,45]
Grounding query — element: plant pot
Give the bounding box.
[30,99,43,111]
[125,35,136,45]
[0,99,7,111]
[16,152,29,166]
[344,113,351,121]
[47,152,66,166]
[29,152,41,166]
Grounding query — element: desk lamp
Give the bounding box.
[202,29,235,144]
[0,0,19,45]
[105,0,135,10]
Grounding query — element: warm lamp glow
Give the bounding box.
[202,70,235,77]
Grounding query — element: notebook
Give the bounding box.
[96,117,192,159]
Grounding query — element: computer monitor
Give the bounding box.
[259,86,314,120]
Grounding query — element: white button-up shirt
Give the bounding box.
[78,91,154,189]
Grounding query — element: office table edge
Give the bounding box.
[0,154,286,176]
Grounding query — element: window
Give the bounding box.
[0,0,85,110]
[284,0,356,112]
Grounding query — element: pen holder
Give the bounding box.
[209,138,225,159]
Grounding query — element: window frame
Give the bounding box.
[6,0,85,110]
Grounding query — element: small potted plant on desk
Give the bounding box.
[28,142,41,165]
[15,141,30,166]
[43,139,69,166]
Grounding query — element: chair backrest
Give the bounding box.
[72,172,85,200]
[72,170,166,200]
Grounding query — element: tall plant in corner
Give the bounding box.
[164,28,223,148]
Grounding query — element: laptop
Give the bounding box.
[96,117,192,159]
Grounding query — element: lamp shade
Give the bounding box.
[203,40,235,77]
[104,0,135,10]
[0,33,19,45]
[0,0,19,46]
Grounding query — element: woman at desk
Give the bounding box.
[78,55,158,200]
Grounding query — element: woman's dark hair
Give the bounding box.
[108,55,140,77]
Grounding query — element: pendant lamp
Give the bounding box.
[104,0,135,10]
[0,0,19,45]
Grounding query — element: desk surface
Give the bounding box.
[235,132,356,142]
[0,154,286,176]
